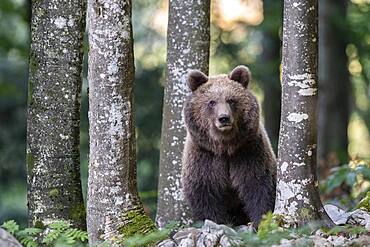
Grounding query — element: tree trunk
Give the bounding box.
[317,0,350,177]
[260,0,282,152]
[274,0,333,226]
[26,0,86,229]
[87,0,155,244]
[156,0,210,228]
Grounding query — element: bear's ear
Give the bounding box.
[187,70,208,92]
[229,65,251,88]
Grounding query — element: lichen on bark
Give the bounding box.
[26,0,86,229]
[156,0,211,229]
[86,0,154,245]
[273,0,332,226]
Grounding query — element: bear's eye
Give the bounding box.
[208,100,216,107]
[227,99,236,106]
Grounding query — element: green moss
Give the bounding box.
[27,79,33,105]
[69,202,86,223]
[119,208,156,241]
[299,208,311,219]
[273,213,287,226]
[35,8,47,17]
[34,220,45,229]
[49,188,60,198]
[357,191,370,212]
[29,50,38,75]
[26,152,35,176]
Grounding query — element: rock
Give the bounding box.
[314,229,327,237]
[173,227,200,244]
[347,235,370,246]
[178,237,196,247]
[309,235,331,247]
[219,235,243,247]
[157,239,178,247]
[204,230,224,246]
[235,223,255,233]
[347,209,370,230]
[202,219,237,236]
[276,238,296,247]
[0,228,22,247]
[272,238,315,247]
[328,235,347,246]
[324,204,349,225]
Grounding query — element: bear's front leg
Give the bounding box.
[182,146,232,224]
[230,160,275,227]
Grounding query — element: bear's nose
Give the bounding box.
[218,115,230,124]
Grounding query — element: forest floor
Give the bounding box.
[157,205,370,247]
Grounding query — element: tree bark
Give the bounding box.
[260,0,282,152]
[274,0,333,226]
[317,0,350,177]
[26,0,86,229]
[87,0,155,244]
[156,0,210,228]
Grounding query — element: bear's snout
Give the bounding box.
[218,114,230,125]
[215,103,234,131]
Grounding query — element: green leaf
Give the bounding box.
[48,220,71,231]
[326,166,349,192]
[345,172,357,186]
[17,227,43,236]
[355,165,370,179]
[1,220,19,234]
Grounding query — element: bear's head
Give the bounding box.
[184,65,260,153]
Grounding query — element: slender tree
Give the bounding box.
[87,0,155,244]
[26,0,86,228]
[274,0,333,226]
[318,0,350,176]
[156,0,210,228]
[259,0,282,152]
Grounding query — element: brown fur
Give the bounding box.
[182,66,276,227]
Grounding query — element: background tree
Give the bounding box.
[0,0,30,224]
[0,0,369,230]
[156,0,210,228]
[317,0,350,177]
[274,0,332,225]
[26,0,86,228]
[258,0,282,151]
[87,0,155,244]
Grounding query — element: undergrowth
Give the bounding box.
[1,220,88,247]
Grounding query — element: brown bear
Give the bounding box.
[182,65,276,227]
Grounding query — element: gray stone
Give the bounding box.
[0,228,22,247]
[178,237,196,247]
[347,209,370,230]
[346,235,370,246]
[219,235,244,247]
[331,236,348,246]
[235,223,255,233]
[202,219,237,236]
[157,239,178,247]
[324,204,349,225]
[202,231,224,247]
[173,228,200,244]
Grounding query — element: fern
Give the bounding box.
[1,219,88,246]
[59,228,88,245]
[1,220,20,234]
[43,228,62,245]
[19,236,38,247]
[48,220,71,231]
